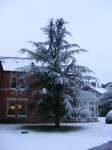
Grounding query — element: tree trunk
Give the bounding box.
[54,114,60,128]
[55,119,60,128]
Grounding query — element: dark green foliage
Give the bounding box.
[99,102,112,117]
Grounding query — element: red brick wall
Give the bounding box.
[0,70,39,122]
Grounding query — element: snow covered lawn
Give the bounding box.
[0,118,112,150]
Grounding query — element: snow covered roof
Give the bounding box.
[100,87,112,101]
[1,59,34,71]
[90,86,106,94]
[77,89,99,102]
[102,82,112,88]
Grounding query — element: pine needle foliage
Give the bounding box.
[20,18,93,127]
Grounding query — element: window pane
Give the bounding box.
[19,79,25,88]
[17,102,26,115]
[95,102,98,105]
[89,102,94,105]
[11,73,17,88]
[19,74,25,88]
[89,106,94,117]
[11,82,16,88]
[7,102,16,115]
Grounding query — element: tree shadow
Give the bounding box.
[19,124,86,133]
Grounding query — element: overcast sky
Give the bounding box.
[0,0,112,83]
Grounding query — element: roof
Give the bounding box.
[102,82,112,88]
[100,88,112,101]
[83,85,106,95]
[99,83,112,102]
[77,89,99,102]
[90,86,106,94]
[1,59,35,71]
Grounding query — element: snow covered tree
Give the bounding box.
[99,84,112,116]
[20,18,93,127]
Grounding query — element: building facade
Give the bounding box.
[0,60,43,123]
[0,59,105,123]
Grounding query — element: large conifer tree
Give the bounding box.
[20,18,93,127]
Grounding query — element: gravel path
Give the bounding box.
[88,141,112,150]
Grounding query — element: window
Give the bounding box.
[10,73,17,88]
[91,82,96,87]
[95,102,98,105]
[7,101,16,115]
[83,102,87,105]
[89,106,94,117]
[19,73,25,89]
[6,98,27,117]
[89,101,98,117]
[89,102,94,105]
[19,78,25,89]
[17,101,26,115]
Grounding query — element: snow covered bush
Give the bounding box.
[19,18,94,127]
[106,110,112,124]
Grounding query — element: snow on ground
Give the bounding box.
[0,117,112,150]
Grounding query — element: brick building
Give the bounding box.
[0,59,43,123]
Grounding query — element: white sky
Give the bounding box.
[0,0,112,83]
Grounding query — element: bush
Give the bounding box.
[105,110,112,124]
[99,102,112,117]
